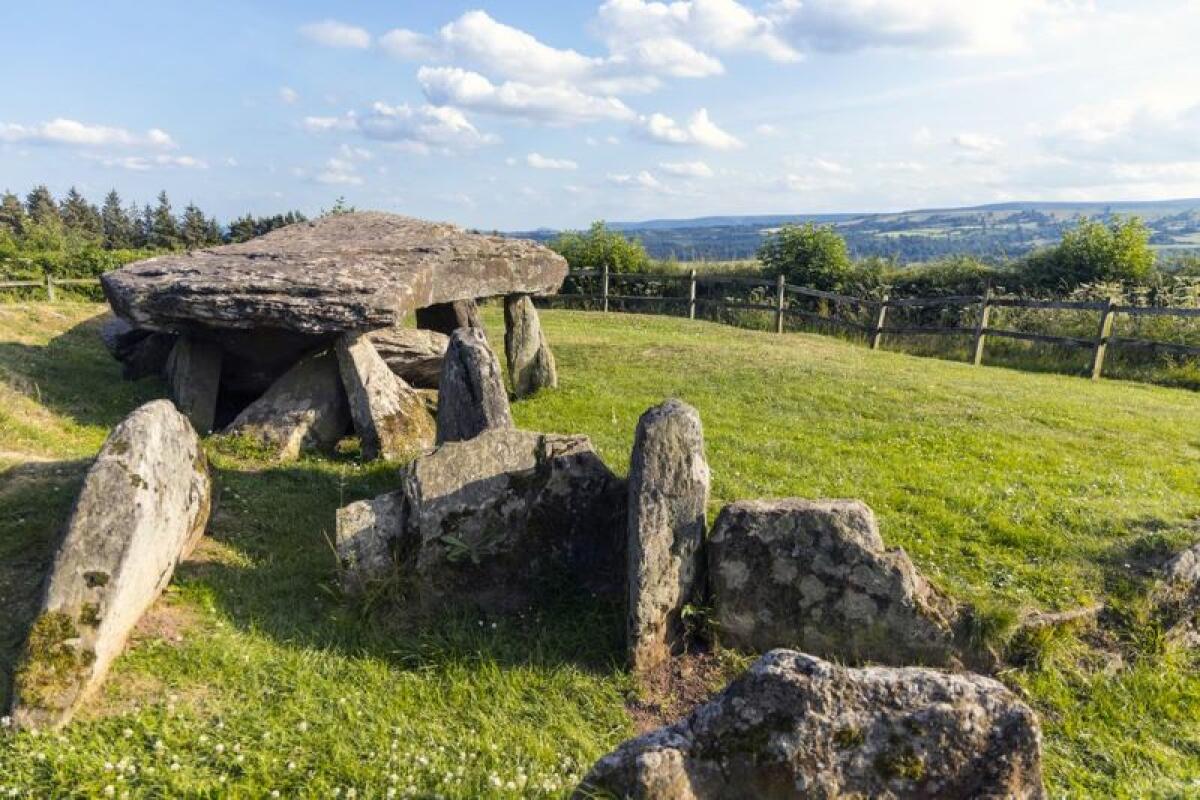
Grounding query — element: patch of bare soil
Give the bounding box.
[626,649,730,734]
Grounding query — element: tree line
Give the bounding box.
[0,184,307,252]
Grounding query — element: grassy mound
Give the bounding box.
[1,302,1199,796]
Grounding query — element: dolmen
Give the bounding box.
[99,212,565,458]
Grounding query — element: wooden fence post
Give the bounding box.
[1090,297,1116,380]
[45,276,56,302]
[774,273,785,334]
[688,269,697,320]
[972,288,992,366]
[870,294,889,350]
[601,262,610,313]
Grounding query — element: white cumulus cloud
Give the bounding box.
[636,108,743,149]
[526,152,578,170]
[952,132,1004,152]
[279,87,299,105]
[608,170,673,192]
[419,67,636,125]
[0,118,177,149]
[659,160,714,177]
[299,19,371,49]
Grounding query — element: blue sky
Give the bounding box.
[2,1,1198,229]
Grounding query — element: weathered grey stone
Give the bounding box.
[503,294,557,397]
[335,333,435,461]
[9,400,211,729]
[366,327,449,389]
[435,327,512,444]
[416,299,484,337]
[101,212,566,336]
[401,428,626,609]
[98,316,146,359]
[165,335,223,434]
[627,399,710,672]
[335,491,404,595]
[224,350,350,459]
[120,332,176,381]
[1151,542,1200,647]
[708,499,959,666]
[576,649,1045,800]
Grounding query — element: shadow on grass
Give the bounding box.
[0,312,164,431]
[0,457,88,710]
[175,460,626,677]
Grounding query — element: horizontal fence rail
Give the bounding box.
[543,264,1200,381]
[0,275,102,301]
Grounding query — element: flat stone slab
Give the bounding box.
[576,649,1045,799]
[367,327,449,389]
[101,212,567,336]
[9,400,211,729]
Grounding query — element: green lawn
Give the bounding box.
[2,302,1200,796]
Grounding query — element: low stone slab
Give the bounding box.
[9,400,212,729]
[335,491,404,595]
[401,428,626,609]
[336,333,435,461]
[503,294,557,397]
[367,327,449,389]
[224,350,350,459]
[627,399,710,672]
[165,335,222,434]
[576,649,1045,799]
[708,499,959,666]
[435,327,512,444]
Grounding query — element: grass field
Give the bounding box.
[2,302,1200,796]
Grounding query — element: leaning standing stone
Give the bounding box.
[335,333,435,461]
[165,335,222,434]
[435,327,512,444]
[10,400,212,730]
[503,294,557,397]
[576,649,1046,799]
[224,350,350,459]
[708,499,959,666]
[627,399,710,672]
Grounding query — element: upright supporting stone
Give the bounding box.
[416,300,483,337]
[503,294,558,398]
[10,400,211,729]
[165,335,222,434]
[627,400,710,672]
[435,327,513,444]
[335,333,435,461]
[224,350,350,459]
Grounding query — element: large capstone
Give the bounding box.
[9,400,212,729]
[335,491,404,596]
[165,335,222,434]
[366,327,449,389]
[503,294,557,397]
[336,332,435,461]
[627,399,710,672]
[708,499,959,666]
[416,299,484,337]
[224,349,350,459]
[101,212,566,337]
[576,649,1046,800]
[435,327,512,444]
[401,428,626,609]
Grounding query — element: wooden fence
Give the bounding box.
[547,266,1200,381]
[6,270,1200,380]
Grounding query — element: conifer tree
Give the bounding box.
[101,190,134,249]
[0,191,26,235]
[150,190,179,249]
[25,185,59,226]
[59,186,102,238]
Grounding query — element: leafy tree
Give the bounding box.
[548,221,650,273]
[59,187,102,239]
[150,190,179,249]
[229,213,257,243]
[101,190,134,249]
[0,191,26,236]
[25,185,59,226]
[757,222,852,291]
[1021,216,1156,291]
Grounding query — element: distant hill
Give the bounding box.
[512,198,1200,263]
